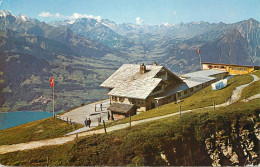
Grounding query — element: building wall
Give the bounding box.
[228,67,254,75]
[110,95,148,111]
[156,79,217,107]
[202,63,254,75]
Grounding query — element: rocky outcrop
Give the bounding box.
[205,119,259,166]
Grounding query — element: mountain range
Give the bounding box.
[0,10,259,112]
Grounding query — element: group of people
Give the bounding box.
[84,118,91,127]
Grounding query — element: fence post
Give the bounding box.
[103,120,107,135]
[213,101,215,111]
[129,115,131,128]
[179,104,181,118]
[75,133,78,150]
[46,154,49,166]
[67,117,69,124]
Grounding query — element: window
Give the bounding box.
[178,92,181,97]
[112,96,117,101]
[233,67,247,71]
[119,97,124,102]
[190,88,194,92]
[184,90,188,95]
[196,85,200,88]
[208,65,212,69]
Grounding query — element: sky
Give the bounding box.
[0,0,259,25]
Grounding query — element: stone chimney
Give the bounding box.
[140,63,146,74]
[153,61,157,66]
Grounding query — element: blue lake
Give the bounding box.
[0,111,62,130]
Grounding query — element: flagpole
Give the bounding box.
[199,52,202,69]
[53,80,55,118]
[197,49,202,69]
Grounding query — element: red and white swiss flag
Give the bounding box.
[49,77,54,87]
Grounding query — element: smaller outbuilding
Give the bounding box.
[107,103,137,120]
[202,62,260,75]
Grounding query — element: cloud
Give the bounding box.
[38,12,101,21]
[38,12,53,18]
[173,10,177,16]
[69,13,101,21]
[136,17,143,25]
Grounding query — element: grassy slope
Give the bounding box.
[0,72,259,166]
[0,118,84,145]
[1,99,259,166]
[240,70,260,100]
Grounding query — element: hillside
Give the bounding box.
[0,71,259,166]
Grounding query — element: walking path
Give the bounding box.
[0,75,259,155]
[57,99,111,135]
[229,74,259,104]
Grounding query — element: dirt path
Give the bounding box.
[0,74,259,155]
[229,74,259,104]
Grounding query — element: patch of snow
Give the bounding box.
[67,20,75,24]
[0,10,12,17]
[18,14,29,21]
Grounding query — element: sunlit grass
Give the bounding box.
[0,118,84,145]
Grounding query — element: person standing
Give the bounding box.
[87,118,91,128]
[84,118,88,127]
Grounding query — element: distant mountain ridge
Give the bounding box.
[0,10,259,112]
[49,16,260,67]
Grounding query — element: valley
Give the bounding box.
[0,10,259,112]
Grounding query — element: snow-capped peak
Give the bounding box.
[0,10,12,17]
[67,20,75,24]
[18,14,30,21]
[163,22,170,26]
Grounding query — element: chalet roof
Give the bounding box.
[100,64,182,99]
[108,78,162,99]
[108,103,135,114]
[100,64,164,88]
